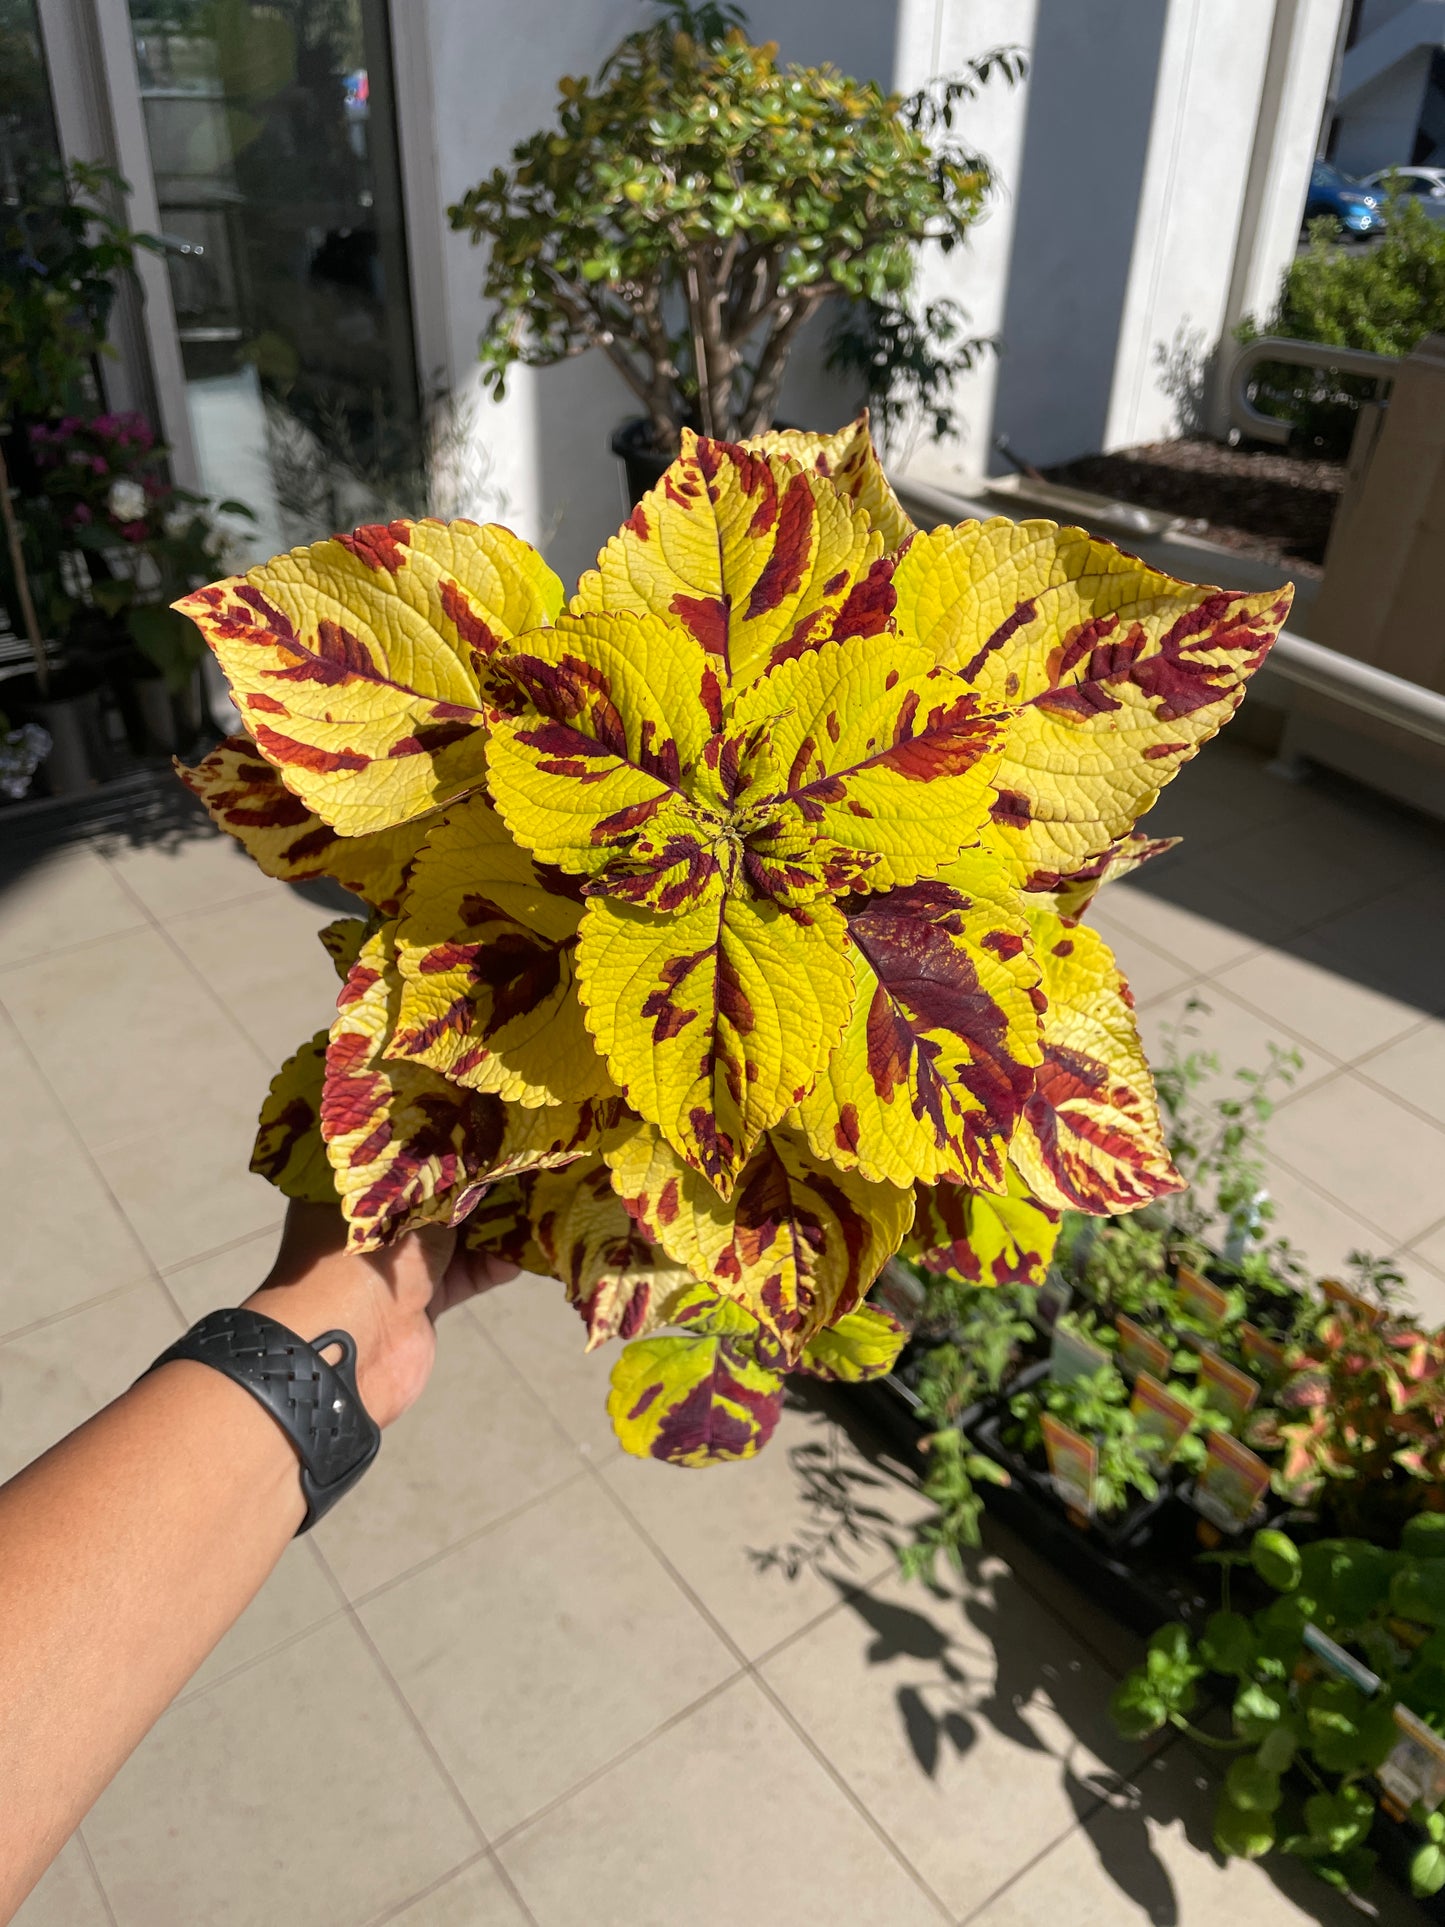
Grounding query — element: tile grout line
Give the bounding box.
[342,1606,544,1927]
[341,1463,594,1611]
[471,1318,959,1917]
[0,1000,190,1336]
[359,1847,496,1927]
[0,1275,156,1352]
[72,1829,120,1927]
[583,1461,959,1924]
[1266,1141,1433,1256]
[100,862,280,1074]
[157,1217,286,1279]
[0,879,284,980]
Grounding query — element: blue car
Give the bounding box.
[1304,160,1385,237]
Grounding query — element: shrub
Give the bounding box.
[447,1,1021,448]
[1243,189,1445,454]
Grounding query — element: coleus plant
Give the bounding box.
[174,415,1290,1468]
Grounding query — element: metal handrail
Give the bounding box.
[1229,335,1400,446]
[1264,629,1445,748]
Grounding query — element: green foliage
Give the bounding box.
[1009,1364,1163,1517]
[447,1,1021,444]
[1242,188,1445,453]
[1112,1528,1445,1896]
[898,1276,1033,1578]
[824,295,987,455]
[0,161,158,423]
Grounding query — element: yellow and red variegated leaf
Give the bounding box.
[460,1172,548,1274]
[491,1093,630,1184]
[318,915,370,981]
[251,1028,337,1203]
[389,793,612,1105]
[606,1121,913,1360]
[176,519,562,836]
[727,636,1002,899]
[576,880,853,1193]
[1010,910,1183,1215]
[486,609,724,910]
[741,412,915,555]
[606,1284,785,1466]
[177,737,431,914]
[323,925,508,1248]
[795,851,1042,1189]
[891,519,1291,886]
[1025,831,1181,922]
[795,1304,906,1383]
[529,1157,692,1349]
[907,1165,1061,1287]
[572,433,892,690]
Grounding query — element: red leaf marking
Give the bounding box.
[335,521,411,573]
[743,472,815,621]
[251,724,368,774]
[960,598,1037,683]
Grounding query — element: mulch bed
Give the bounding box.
[1043,438,1344,574]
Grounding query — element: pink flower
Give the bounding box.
[67,504,94,527]
[90,456,108,475]
[118,520,149,543]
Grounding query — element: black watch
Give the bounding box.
[143,1307,381,1533]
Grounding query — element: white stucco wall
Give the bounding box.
[415,0,1343,566]
[1332,46,1433,172]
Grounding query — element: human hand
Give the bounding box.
[242,1202,519,1429]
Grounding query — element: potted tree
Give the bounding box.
[448,0,1022,497]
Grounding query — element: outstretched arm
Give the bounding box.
[0,1204,514,1923]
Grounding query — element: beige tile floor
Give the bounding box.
[2,739,1444,1927]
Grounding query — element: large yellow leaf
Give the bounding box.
[727,636,1002,898]
[1010,910,1183,1214]
[891,519,1291,885]
[530,1157,692,1349]
[607,1285,786,1466]
[176,518,563,835]
[572,433,891,689]
[487,608,726,911]
[177,736,429,914]
[389,793,611,1105]
[908,1164,1061,1286]
[1025,831,1181,922]
[741,413,915,554]
[251,1028,337,1203]
[606,1121,913,1359]
[795,852,1043,1188]
[576,881,853,1192]
[322,926,506,1248]
[324,925,620,1248]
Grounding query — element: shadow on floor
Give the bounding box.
[1110,740,1445,1018]
[753,1385,1410,1925]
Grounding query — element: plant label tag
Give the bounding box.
[1116,1314,1170,1381]
[1238,1322,1289,1384]
[1320,1277,1386,1327]
[1191,1433,1270,1533]
[1034,1271,1072,1333]
[1049,1322,1108,1386]
[1041,1413,1096,1523]
[1131,1371,1193,1463]
[1302,1623,1381,1696]
[1379,1705,1445,1816]
[1175,1264,1230,1329]
[1198,1349,1260,1427]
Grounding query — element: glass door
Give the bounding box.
[123,0,421,562]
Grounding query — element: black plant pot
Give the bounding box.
[30,663,109,795]
[610,417,683,508]
[610,414,801,507]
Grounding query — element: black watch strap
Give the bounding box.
[143,1307,381,1533]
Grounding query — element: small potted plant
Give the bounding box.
[0,159,161,784]
[448,0,1021,495]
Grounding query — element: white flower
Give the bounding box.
[163,506,194,540]
[107,479,147,523]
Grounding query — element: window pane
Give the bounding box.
[127,0,420,556]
